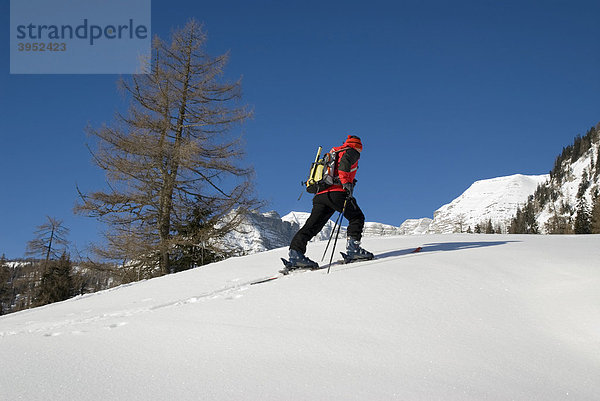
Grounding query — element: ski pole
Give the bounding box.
[327,199,347,274]
[321,208,344,262]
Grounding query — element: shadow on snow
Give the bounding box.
[376,240,520,260]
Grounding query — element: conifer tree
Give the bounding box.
[596,147,600,179]
[523,200,539,234]
[571,135,582,163]
[35,252,73,306]
[545,209,573,234]
[0,255,10,315]
[76,20,259,276]
[170,206,224,271]
[591,192,600,234]
[576,171,590,199]
[509,200,539,234]
[509,209,520,234]
[574,197,592,234]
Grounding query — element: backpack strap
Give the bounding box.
[328,146,352,184]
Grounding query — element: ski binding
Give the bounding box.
[280,258,325,275]
[340,252,375,264]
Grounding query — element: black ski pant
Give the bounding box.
[290,191,365,254]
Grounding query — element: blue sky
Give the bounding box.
[1,0,599,258]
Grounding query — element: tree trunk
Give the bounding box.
[156,37,193,275]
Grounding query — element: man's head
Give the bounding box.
[344,135,362,152]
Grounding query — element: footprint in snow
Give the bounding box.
[107,322,128,329]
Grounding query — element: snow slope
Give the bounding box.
[2,235,600,401]
[428,174,549,233]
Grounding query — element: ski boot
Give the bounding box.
[281,249,320,273]
[341,237,374,263]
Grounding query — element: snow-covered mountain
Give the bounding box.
[398,218,432,234]
[496,124,600,234]
[221,210,299,255]
[222,210,411,255]
[2,235,599,401]
[282,211,343,241]
[427,174,549,233]
[419,124,600,234]
[534,135,600,232]
[282,211,411,239]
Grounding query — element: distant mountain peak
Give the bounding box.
[427,173,549,233]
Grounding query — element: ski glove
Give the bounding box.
[342,182,354,197]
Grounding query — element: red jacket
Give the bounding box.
[317,142,361,195]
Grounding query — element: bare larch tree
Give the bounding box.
[25,216,70,266]
[77,20,259,277]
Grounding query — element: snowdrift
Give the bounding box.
[1,235,599,401]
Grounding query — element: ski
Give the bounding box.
[339,252,375,264]
[249,259,324,285]
[250,275,282,285]
[252,246,423,285]
[279,257,325,274]
[340,246,422,264]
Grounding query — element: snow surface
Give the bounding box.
[2,235,600,401]
[428,174,549,233]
